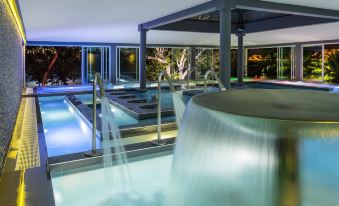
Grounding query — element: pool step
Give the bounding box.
[48,137,176,176]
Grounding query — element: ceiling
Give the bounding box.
[18,0,339,46]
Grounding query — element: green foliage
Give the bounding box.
[325,52,339,83]
[303,49,322,81]
[146,48,171,81]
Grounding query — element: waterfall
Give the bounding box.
[172,91,186,127]
[101,97,135,204]
[165,89,339,206]
[100,97,169,206]
[165,100,278,206]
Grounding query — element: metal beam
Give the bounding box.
[243,15,337,33]
[152,15,336,34]
[153,20,238,33]
[236,0,339,20]
[139,29,147,89]
[140,1,218,30]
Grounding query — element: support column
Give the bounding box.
[189,47,196,79]
[139,29,147,89]
[110,44,117,84]
[295,43,303,81]
[219,7,232,89]
[237,32,245,84]
[81,47,86,84]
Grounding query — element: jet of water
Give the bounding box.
[172,91,186,127]
[101,97,134,202]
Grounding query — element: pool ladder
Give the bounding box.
[204,68,226,93]
[152,70,176,146]
[85,73,105,157]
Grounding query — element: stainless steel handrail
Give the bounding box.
[85,73,105,157]
[204,68,226,93]
[152,70,175,146]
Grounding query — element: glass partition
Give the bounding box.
[303,45,323,82]
[25,46,81,87]
[146,48,171,82]
[247,48,277,79]
[171,48,189,80]
[117,47,139,82]
[83,47,110,83]
[277,47,294,80]
[324,44,339,84]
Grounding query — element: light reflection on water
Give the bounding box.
[39,96,99,157]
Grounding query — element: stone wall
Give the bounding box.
[0,0,23,176]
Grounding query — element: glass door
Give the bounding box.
[117,47,139,82]
[83,46,110,83]
[277,47,293,80]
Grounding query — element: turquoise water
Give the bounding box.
[52,153,173,206]
[39,96,100,157]
[75,94,138,126]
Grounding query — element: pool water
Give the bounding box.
[132,89,191,109]
[39,96,100,157]
[52,153,173,206]
[76,94,138,126]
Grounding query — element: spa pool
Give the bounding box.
[51,152,173,206]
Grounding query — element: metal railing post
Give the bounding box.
[204,68,226,93]
[151,71,175,146]
[85,73,104,157]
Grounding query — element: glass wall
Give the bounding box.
[117,47,139,82]
[277,47,295,80]
[171,48,189,80]
[195,48,222,80]
[145,47,190,81]
[247,48,277,79]
[303,45,323,82]
[146,47,171,82]
[83,47,110,83]
[324,44,339,83]
[25,46,81,87]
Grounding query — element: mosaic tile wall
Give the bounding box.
[0,0,23,176]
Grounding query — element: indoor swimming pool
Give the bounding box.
[51,152,173,206]
[38,83,330,157]
[39,96,100,157]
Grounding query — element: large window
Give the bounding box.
[117,47,139,82]
[277,47,295,80]
[83,47,110,83]
[303,45,323,82]
[145,47,190,81]
[171,48,189,80]
[247,48,277,79]
[196,48,221,80]
[324,44,339,84]
[25,46,81,87]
